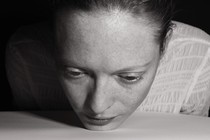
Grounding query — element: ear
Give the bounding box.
[163,28,173,50]
[161,27,173,52]
[159,27,173,59]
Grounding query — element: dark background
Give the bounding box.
[1,0,210,111]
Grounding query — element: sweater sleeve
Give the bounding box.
[138,21,210,116]
[180,49,210,116]
[5,23,72,110]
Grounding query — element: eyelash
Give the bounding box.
[117,73,143,84]
[64,68,87,79]
[63,68,144,84]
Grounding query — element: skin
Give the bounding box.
[56,9,161,131]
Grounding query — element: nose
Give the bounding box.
[86,76,113,115]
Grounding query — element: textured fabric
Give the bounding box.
[138,21,210,116]
[6,21,210,115]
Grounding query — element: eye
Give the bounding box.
[117,72,144,84]
[64,67,86,79]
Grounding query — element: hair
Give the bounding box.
[51,0,175,54]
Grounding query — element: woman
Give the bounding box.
[6,0,210,131]
[52,0,174,131]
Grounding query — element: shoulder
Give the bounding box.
[7,21,55,65]
[170,21,210,45]
[8,21,54,50]
[164,21,210,58]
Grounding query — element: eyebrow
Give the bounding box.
[113,62,151,74]
[61,59,151,73]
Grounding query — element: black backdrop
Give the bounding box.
[1,0,210,110]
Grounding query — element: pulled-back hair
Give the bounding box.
[51,0,175,54]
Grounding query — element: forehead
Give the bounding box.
[56,9,157,44]
[56,10,159,71]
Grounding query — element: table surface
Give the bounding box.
[0,111,209,140]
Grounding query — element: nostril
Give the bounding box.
[86,98,114,116]
[83,95,105,115]
[89,101,106,115]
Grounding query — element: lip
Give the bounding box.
[84,115,117,126]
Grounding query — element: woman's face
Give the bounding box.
[56,10,160,131]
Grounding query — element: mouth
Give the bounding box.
[84,115,117,126]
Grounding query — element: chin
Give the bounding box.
[80,116,125,131]
[83,122,121,131]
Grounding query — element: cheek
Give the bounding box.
[59,78,89,110]
[116,83,152,112]
[116,66,158,112]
